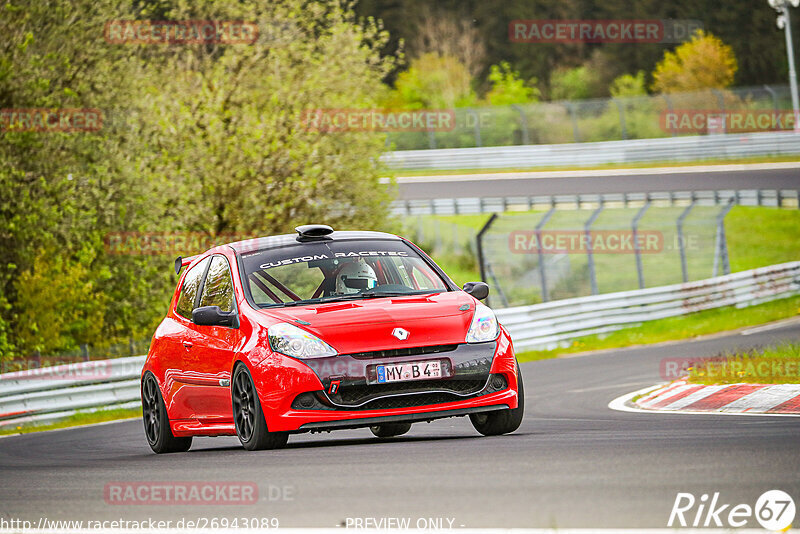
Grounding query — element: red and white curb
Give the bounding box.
[609,379,800,417]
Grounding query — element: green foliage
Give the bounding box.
[13,249,107,356]
[484,62,540,106]
[652,30,738,93]
[609,71,647,98]
[549,66,596,101]
[357,0,792,91]
[386,53,476,109]
[0,0,398,358]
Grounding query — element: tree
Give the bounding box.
[610,71,647,98]
[0,0,398,359]
[407,4,487,78]
[388,53,476,109]
[549,66,599,101]
[651,30,738,93]
[484,62,540,106]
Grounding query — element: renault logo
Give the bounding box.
[392,328,410,341]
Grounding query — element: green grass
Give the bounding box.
[0,406,142,436]
[688,342,800,385]
[391,154,800,176]
[726,206,800,272]
[516,295,800,362]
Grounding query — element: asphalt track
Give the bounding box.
[1,322,799,528]
[395,163,800,200]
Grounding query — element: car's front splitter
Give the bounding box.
[270,388,518,433]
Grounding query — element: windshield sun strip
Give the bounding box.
[234,238,457,312]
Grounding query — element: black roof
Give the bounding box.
[226,230,402,254]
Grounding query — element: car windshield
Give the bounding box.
[239,239,449,307]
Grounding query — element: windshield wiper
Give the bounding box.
[321,289,435,301]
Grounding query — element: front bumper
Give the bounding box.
[254,328,518,433]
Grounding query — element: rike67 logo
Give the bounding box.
[669,490,795,530]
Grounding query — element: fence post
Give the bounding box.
[764,85,780,116]
[476,213,498,285]
[511,104,530,145]
[712,89,726,133]
[677,197,697,283]
[467,109,482,147]
[486,263,510,308]
[585,202,605,295]
[566,102,580,142]
[536,207,557,302]
[427,128,436,149]
[663,94,676,137]
[712,197,736,277]
[613,99,628,140]
[632,198,652,289]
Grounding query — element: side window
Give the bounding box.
[175,257,210,319]
[199,256,235,313]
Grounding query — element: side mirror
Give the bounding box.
[192,305,238,328]
[462,281,489,301]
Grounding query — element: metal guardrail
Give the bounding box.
[381,131,800,170]
[1,261,798,429]
[0,356,144,429]
[495,261,800,351]
[391,189,800,216]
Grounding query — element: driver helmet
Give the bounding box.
[335,259,378,294]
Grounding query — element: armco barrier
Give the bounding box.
[1,261,798,429]
[495,261,800,351]
[391,189,800,216]
[381,131,800,170]
[0,356,144,430]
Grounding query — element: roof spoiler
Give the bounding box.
[174,254,199,275]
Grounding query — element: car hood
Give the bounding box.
[254,291,476,354]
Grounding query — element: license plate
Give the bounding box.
[376,360,443,383]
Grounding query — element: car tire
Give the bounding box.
[469,366,525,436]
[142,373,192,454]
[232,364,289,451]
[370,422,412,438]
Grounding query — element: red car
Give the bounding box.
[141,225,524,453]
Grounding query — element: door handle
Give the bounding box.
[182,341,193,349]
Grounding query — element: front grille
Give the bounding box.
[354,392,471,410]
[344,344,458,360]
[337,378,486,404]
[291,373,508,412]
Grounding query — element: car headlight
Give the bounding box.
[466,303,499,343]
[268,322,337,359]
